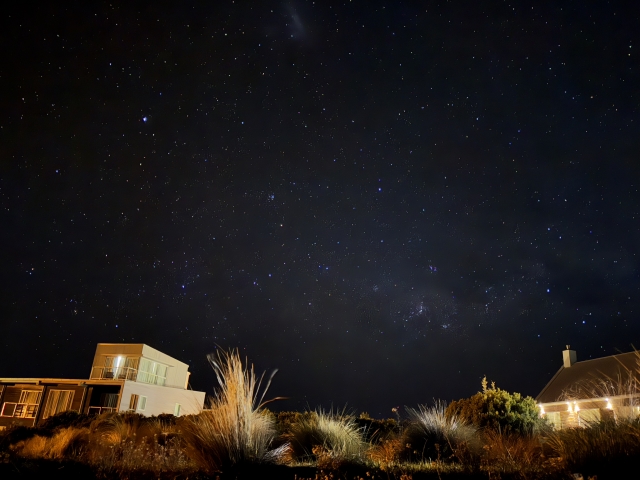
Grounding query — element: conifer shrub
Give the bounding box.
[446,377,546,434]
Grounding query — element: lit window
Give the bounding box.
[545,412,562,430]
[43,390,74,419]
[138,396,147,411]
[578,408,600,426]
[19,390,42,405]
[137,358,168,386]
[174,403,181,416]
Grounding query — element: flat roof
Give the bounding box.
[0,378,125,386]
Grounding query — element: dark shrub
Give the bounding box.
[0,425,44,451]
[354,413,399,443]
[39,411,93,433]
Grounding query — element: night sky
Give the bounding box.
[1,2,639,417]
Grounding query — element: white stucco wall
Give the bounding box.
[119,380,205,416]
[141,344,190,388]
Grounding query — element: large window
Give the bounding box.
[42,390,74,419]
[103,393,119,408]
[545,412,561,430]
[0,390,41,418]
[19,390,42,405]
[104,356,139,380]
[578,409,601,426]
[137,358,168,386]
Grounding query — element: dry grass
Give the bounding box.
[401,401,480,463]
[180,348,279,473]
[546,417,640,468]
[8,413,193,476]
[281,409,367,467]
[480,429,553,478]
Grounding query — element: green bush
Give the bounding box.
[446,377,546,434]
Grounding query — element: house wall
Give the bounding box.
[541,398,630,429]
[141,345,189,389]
[120,380,205,417]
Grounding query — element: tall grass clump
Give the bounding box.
[282,409,367,467]
[181,349,280,474]
[480,429,551,477]
[546,417,640,476]
[401,401,480,463]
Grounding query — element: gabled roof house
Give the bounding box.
[536,346,640,429]
[0,343,206,429]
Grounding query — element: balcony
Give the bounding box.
[1,402,39,418]
[90,366,166,386]
[91,366,138,381]
[87,406,116,415]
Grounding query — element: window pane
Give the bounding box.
[139,396,147,411]
[579,408,601,426]
[104,394,119,408]
[19,390,42,404]
[43,390,74,419]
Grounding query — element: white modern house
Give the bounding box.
[0,343,206,428]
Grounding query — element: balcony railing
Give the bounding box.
[90,366,166,386]
[91,366,138,381]
[1,402,39,418]
[88,406,116,415]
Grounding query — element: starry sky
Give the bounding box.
[1,1,639,417]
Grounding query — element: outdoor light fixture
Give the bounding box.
[606,398,613,410]
[538,404,545,415]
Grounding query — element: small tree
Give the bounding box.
[446,377,545,434]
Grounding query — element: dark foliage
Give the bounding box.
[354,413,399,443]
[39,411,94,433]
[0,425,45,452]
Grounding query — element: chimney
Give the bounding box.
[563,345,577,367]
